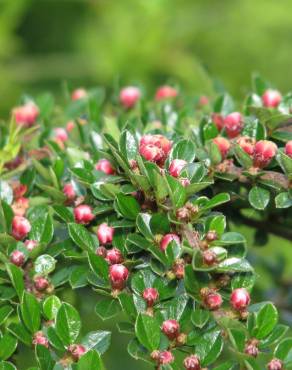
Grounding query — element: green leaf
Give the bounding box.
[260,324,289,349]
[82,331,111,354]
[68,223,98,252]
[21,292,41,333]
[35,344,54,370]
[127,338,151,364]
[253,303,278,339]
[214,93,234,115]
[191,308,210,328]
[116,193,141,220]
[213,361,235,370]
[248,186,270,210]
[43,295,61,320]
[135,313,160,351]
[29,212,54,245]
[55,303,81,346]
[0,361,17,370]
[6,263,24,299]
[95,298,120,320]
[7,323,32,346]
[275,192,292,208]
[52,205,74,222]
[34,254,56,276]
[88,252,109,282]
[274,337,292,362]
[0,305,13,326]
[119,130,138,161]
[169,139,196,162]
[233,144,253,168]
[36,184,65,202]
[217,258,253,273]
[76,350,103,370]
[136,213,153,240]
[165,174,187,209]
[196,330,223,366]
[200,193,230,212]
[0,334,17,360]
[70,265,88,289]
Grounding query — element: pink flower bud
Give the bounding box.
[97,223,114,245]
[253,140,277,168]
[158,351,174,365]
[155,86,178,101]
[119,86,141,109]
[202,250,217,266]
[96,246,107,258]
[199,96,209,106]
[213,137,231,158]
[180,178,190,187]
[230,288,250,310]
[204,292,223,310]
[13,102,39,127]
[71,88,87,101]
[13,183,27,199]
[245,343,259,357]
[73,205,94,224]
[169,159,188,177]
[12,216,31,240]
[34,276,49,291]
[212,113,224,131]
[183,354,201,370]
[109,264,129,290]
[106,248,123,265]
[142,288,159,307]
[95,159,115,175]
[54,128,68,143]
[205,230,218,242]
[139,144,164,162]
[285,140,292,158]
[161,319,180,340]
[139,135,172,159]
[237,136,255,156]
[12,197,29,217]
[66,120,75,132]
[160,233,180,252]
[63,183,76,201]
[68,344,86,362]
[223,112,243,138]
[24,239,38,251]
[10,250,25,267]
[32,331,49,348]
[262,89,282,108]
[267,358,283,370]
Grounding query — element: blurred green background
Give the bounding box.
[1,0,291,368]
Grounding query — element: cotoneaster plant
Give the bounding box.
[0,75,291,369]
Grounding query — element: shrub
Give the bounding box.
[0,76,291,369]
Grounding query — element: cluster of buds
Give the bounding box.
[267,358,283,370]
[244,338,259,358]
[142,287,159,308]
[151,350,174,366]
[201,288,223,310]
[109,264,129,290]
[96,223,114,245]
[13,102,39,127]
[119,86,141,109]
[74,205,95,224]
[176,202,199,222]
[202,249,218,266]
[95,159,115,175]
[139,134,172,165]
[105,248,123,265]
[253,140,277,168]
[34,276,50,292]
[67,344,86,362]
[12,196,29,217]
[161,319,180,340]
[223,112,243,138]
[32,331,49,348]
[10,250,26,267]
[25,239,38,252]
[183,354,202,370]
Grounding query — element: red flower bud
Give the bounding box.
[13,102,39,127]
[120,86,141,109]
[180,178,191,187]
[202,250,217,266]
[74,205,94,224]
[109,264,129,290]
[12,197,29,217]
[10,250,25,267]
[68,344,86,362]
[13,183,27,199]
[155,86,178,101]
[158,351,174,365]
[169,159,187,177]
[12,216,31,240]
[237,136,255,156]
[267,358,283,370]
[162,319,180,340]
[63,183,76,201]
[253,140,277,168]
[160,233,180,252]
[71,88,87,101]
[66,120,75,132]
[183,354,201,370]
[285,140,292,158]
[223,112,243,138]
[205,230,218,242]
[97,223,114,245]
[230,288,250,310]
[54,128,68,143]
[204,292,223,310]
[212,113,224,131]
[142,288,159,307]
[139,134,172,160]
[95,159,115,175]
[106,248,123,265]
[213,137,231,158]
[139,144,164,163]
[32,331,49,348]
[34,276,49,291]
[262,89,282,108]
[96,246,107,258]
[245,343,259,357]
[24,239,38,251]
